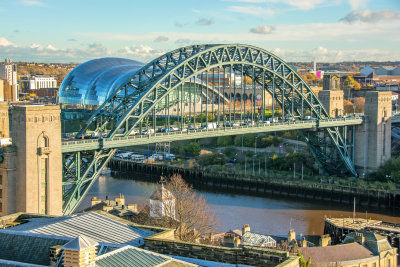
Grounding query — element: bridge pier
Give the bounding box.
[354,91,392,177]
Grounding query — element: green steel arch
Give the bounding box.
[62,44,357,215]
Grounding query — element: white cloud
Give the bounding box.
[341,9,400,23]
[117,45,165,61]
[228,5,274,17]
[20,0,44,6]
[46,44,57,51]
[286,0,324,10]
[269,47,400,62]
[0,37,14,47]
[250,25,275,34]
[348,0,365,10]
[0,41,165,63]
[227,0,324,10]
[78,19,400,44]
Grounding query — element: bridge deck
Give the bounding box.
[61,118,363,153]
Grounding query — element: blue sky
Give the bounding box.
[0,0,399,63]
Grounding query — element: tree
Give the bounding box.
[217,136,232,147]
[198,152,226,166]
[353,97,365,113]
[344,76,361,90]
[344,99,354,114]
[161,174,217,243]
[297,251,311,267]
[184,142,201,157]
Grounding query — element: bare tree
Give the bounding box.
[140,174,218,243]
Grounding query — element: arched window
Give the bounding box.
[41,136,49,147]
[38,132,49,148]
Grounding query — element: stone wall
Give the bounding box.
[145,231,298,267]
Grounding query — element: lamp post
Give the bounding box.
[255,136,258,155]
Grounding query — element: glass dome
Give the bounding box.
[58,57,145,106]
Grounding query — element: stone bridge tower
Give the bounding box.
[12,105,62,215]
[319,90,344,117]
[354,91,391,177]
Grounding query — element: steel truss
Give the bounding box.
[62,44,357,215]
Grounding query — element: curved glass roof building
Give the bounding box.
[59,57,145,106]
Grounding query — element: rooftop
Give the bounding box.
[0,231,69,266]
[95,245,195,267]
[298,243,374,265]
[241,231,276,247]
[62,235,99,251]
[5,211,155,246]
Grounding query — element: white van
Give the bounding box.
[130,154,146,162]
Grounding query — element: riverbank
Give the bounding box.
[79,174,400,235]
[108,159,400,212]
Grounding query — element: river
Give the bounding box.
[77,173,400,236]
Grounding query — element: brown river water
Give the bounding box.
[78,174,400,235]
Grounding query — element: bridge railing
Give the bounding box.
[61,117,363,148]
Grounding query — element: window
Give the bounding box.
[386,259,391,267]
[0,174,2,185]
[40,136,49,147]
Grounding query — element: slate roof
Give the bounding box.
[0,231,69,266]
[344,231,392,254]
[95,246,195,267]
[62,235,99,251]
[298,243,374,265]
[6,211,155,246]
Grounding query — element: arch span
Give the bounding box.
[62,44,356,215]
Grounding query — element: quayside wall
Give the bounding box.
[108,159,400,210]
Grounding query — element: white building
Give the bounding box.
[21,75,58,90]
[0,58,18,101]
[149,184,176,219]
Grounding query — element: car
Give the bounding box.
[188,126,198,130]
[165,153,176,160]
[142,129,154,135]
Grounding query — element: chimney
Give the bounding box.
[288,229,296,243]
[319,234,331,247]
[355,232,365,244]
[242,224,250,235]
[234,236,241,248]
[301,238,307,248]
